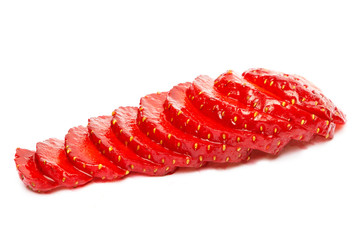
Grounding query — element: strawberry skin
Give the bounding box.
[65,125,128,181]
[14,148,58,192]
[214,71,336,139]
[88,115,176,176]
[242,68,346,125]
[188,75,314,142]
[138,92,252,163]
[165,82,288,154]
[36,138,93,188]
[112,106,193,168]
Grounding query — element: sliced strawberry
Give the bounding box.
[242,68,346,124]
[214,71,336,139]
[112,106,194,168]
[14,148,58,192]
[36,138,93,188]
[65,125,128,181]
[164,82,288,154]
[88,115,176,176]
[138,92,252,164]
[188,75,314,142]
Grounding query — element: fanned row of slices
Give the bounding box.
[14,68,346,193]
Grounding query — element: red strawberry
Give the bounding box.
[88,115,176,176]
[112,106,194,168]
[165,82,288,154]
[65,125,129,181]
[242,68,346,125]
[188,75,314,142]
[138,92,252,163]
[14,148,58,192]
[214,70,336,139]
[36,138,93,188]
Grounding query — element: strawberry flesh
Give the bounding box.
[112,106,192,168]
[36,138,93,188]
[138,92,252,163]
[14,148,58,192]
[215,71,336,139]
[65,125,128,181]
[165,82,288,154]
[242,68,346,124]
[88,115,176,176]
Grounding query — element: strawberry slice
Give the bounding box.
[112,106,194,168]
[88,115,176,176]
[188,75,314,142]
[36,138,93,188]
[138,92,252,163]
[14,148,58,192]
[164,82,288,154]
[214,71,336,139]
[242,68,346,124]
[65,125,129,181]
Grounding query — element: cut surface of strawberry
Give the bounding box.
[112,106,193,168]
[14,148,58,192]
[138,92,252,164]
[242,68,346,124]
[65,125,128,181]
[36,138,93,188]
[165,82,288,154]
[88,115,176,176]
[214,71,336,139]
[188,75,314,142]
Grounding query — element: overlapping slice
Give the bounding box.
[88,115,176,176]
[214,71,336,139]
[14,148,58,192]
[36,138,93,188]
[112,107,194,168]
[188,75,314,142]
[138,92,252,164]
[65,126,128,181]
[165,82,287,154]
[242,68,346,124]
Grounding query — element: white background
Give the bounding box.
[1,1,359,239]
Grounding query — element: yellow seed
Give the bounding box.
[194,143,198,150]
[244,123,247,129]
[191,96,194,100]
[197,125,201,131]
[199,156,203,161]
[165,167,169,171]
[168,134,171,140]
[221,111,225,117]
[238,154,242,158]
[264,79,267,84]
[237,136,241,142]
[266,145,270,150]
[177,142,181,147]
[130,165,134,169]
[253,102,257,107]
[186,159,190,165]
[112,119,117,125]
[302,97,306,102]
[287,123,291,129]
[142,117,147,122]
[213,156,217,161]
[246,95,250,100]
[198,91,203,95]
[315,101,318,105]
[222,145,226,151]
[321,108,325,112]
[148,154,151,160]
[136,145,140,151]
[119,129,123,134]
[129,136,134,142]
[291,99,295,104]
[312,114,315,120]
[264,107,268,113]
[73,156,76,161]
[112,111,116,116]
[234,116,238,122]
[83,163,86,168]
[170,118,174,122]
[225,157,230,162]
[207,133,211,139]
[292,86,296,89]
[270,81,274,86]
[143,169,147,172]
[173,159,176,164]
[317,128,320,133]
[254,111,258,118]
[247,156,251,161]
[65,145,69,149]
[139,107,144,111]
[118,155,121,162]
[160,140,163,145]
[274,128,278,133]
[66,148,71,154]
[301,119,305,125]
[62,177,66,183]
[177,110,182,116]
[125,170,130,175]
[98,164,103,170]
[157,92,160,95]
[227,70,233,74]
[299,135,303,140]
[154,169,158,173]
[281,85,285,89]
[252,136,256,142]
[186,119,190,124]
[260,126,263,131]
[109,146,113,152]
[326,120,329,126]
[75,181,79,185]
[282,101,286,107]
[237,147,241,152]
[227,92,231,96]
[277,141,281,146]
[199,104,204,110]
[153,128,156,134]
[207,145,211,151]
[98,140,101,144]
[102,176,106,180]
[325,134,330,139]
[222,134,226,140]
